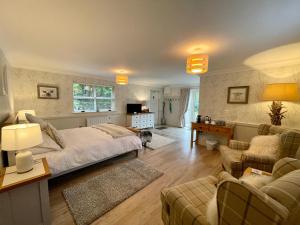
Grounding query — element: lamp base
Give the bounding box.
[16,150,33,173]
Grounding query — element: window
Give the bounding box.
[73,83,115,112]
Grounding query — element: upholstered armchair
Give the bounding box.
[219,124,300,178]
[161,157,300,225]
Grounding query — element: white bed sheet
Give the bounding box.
[32,127,142,175]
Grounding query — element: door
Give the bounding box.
[149,90,160,125]
[185,88,199,128]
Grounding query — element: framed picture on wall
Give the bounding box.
[227,86,249,104]
[37,85,59,99]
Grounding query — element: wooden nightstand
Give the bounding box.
[0,158,51,225]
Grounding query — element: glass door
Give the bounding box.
[185,88,199,128]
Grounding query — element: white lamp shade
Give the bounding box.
[17,110,36,121]
[1,123,42,151]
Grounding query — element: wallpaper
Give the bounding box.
[11,68,162,120]
[0,48,13,123]
[200,64,300,128]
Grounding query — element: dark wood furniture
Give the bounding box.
[190,122,234,148]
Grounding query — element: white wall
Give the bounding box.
[0,49,14,168]
[0,49,13,123]
[11,68,162,129]
[200,64,300,129]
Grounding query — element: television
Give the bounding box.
[127,104,142,114]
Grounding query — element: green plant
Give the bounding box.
[268,101,287,126]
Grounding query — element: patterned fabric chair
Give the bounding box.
[219,124,300,178]
[161,157,300,225]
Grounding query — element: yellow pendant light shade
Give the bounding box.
[116,75,128,85]
[186,54,209,75]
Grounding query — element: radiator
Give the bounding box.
[86,116,112,126]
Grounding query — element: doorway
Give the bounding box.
[185,88,199,128]
[149,90,160,125]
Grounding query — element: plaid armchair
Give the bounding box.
[161,158,300,225]
[219,124,300,178]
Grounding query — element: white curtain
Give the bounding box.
[178,88,190,127]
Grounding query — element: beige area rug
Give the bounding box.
[151,126,191,141]
[63,159,163,225]
[147,133,176,149]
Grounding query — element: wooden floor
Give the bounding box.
[49,131,221,225]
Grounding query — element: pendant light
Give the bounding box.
[116,74,128,85]
[186,54,209,75]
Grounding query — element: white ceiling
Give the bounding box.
[0,0,300,87]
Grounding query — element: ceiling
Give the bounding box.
[0,0,300,87]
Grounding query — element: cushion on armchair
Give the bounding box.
[272,157,300,179]
[260,169,300,225]
[217,180,289,225]
[279,131,300,159]
[248,135,280,156]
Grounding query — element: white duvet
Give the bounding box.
[32,127,142,176]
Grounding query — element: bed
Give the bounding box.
[8,125,142,178]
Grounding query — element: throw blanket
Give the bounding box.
[92,123,135,138]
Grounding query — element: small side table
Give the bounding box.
[0,158,51,225]
[243,167,272,177]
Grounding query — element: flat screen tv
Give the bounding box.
[127,104,142,114]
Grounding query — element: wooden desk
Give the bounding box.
[190,122,234,148]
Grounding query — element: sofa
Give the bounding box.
[219,124,300,178]
[161,157,300,225]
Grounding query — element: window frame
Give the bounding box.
[72,82,115,113]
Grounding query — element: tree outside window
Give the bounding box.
[73,83,115,112]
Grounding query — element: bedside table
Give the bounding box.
[0,158,51,225]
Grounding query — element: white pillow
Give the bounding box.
[248,135,280,156]
[30,131,62,155]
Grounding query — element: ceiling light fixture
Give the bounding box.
[186,54,209,75]
[116,74,128,85]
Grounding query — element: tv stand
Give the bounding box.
[126,112,154,129]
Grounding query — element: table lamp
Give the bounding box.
[1,123,42,173]
[16,110,36,123]
[262,83,300,125]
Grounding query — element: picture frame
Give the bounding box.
[227,86,249,104]
[37,85,59,99]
